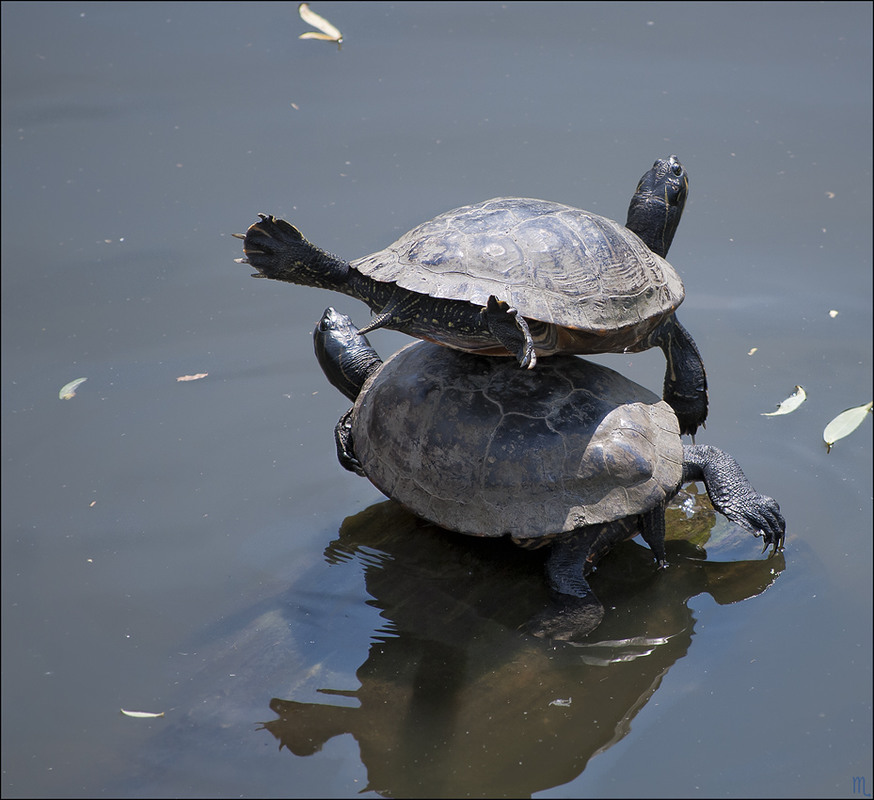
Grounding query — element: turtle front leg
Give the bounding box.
[526,534,604,641]
[648,314,708,437]
[682,444,785,553]
[334,408,365,476]
[483,296,537,369]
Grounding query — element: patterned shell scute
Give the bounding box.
[350,197,684,330]
[351,342,684,539]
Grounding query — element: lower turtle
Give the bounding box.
[313,307,784,641]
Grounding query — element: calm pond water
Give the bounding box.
[2,2,871,797]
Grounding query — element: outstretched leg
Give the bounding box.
[683,444,785,552]
[482,296,537,369]
[235,214,352,289]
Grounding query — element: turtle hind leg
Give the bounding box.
[525,532,604,642]
[237,213,351,287]
[482,296,537,369]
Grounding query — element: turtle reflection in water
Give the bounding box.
[313,308,785,641]
[259,500,786,799]
[237,156,707,434]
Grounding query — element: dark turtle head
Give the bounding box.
[313,307,383,402]
[625,155,688,259]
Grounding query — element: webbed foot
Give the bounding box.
[235,214,307,279]
[728,492,785,554]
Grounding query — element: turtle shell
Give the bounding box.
[351,197,684,340]
[350,341,683,539]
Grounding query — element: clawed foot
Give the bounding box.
[716,489,785,555]
[482,296,537,369]
[734,493,785,554]
[335,408,365,476]
[232,214,306,279]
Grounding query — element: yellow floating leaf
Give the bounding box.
[176,373,208,382]
[761,385,807,416]
[298,3,343,48]
[120,708,165,718]
[823,401,873,452]
[747,347,758,356]
[59,377,87,400]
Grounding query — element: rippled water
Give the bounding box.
[2,3,871,797]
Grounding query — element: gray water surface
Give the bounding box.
[2,2,871,797]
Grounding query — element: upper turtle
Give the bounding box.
[237,156,708,434]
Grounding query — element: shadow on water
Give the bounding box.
[258,493,784,798]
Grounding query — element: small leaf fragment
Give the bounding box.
[176,373,208,382]
[120,708,165,719]
[823,401,873,452]
[59,377,87,400]
[747,347,758,356]
[761,385,807,416]
[829,309,839,318]
[298,3,343,48]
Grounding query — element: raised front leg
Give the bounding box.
[482,296,537,369]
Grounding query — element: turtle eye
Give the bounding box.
[671,161,683,177]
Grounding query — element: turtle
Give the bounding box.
[312,307,784,641]
[236,156,708,435]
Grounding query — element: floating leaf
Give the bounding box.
[761,385,807,416]
[59,377,87,400]
[829,309,839,318]
[120,708,165,719]
[298,3,343,48]
[176,373,208,382]
[747,347,758,356]
[823,402,873,452]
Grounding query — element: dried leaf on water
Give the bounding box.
[59,377,87,400]
[761,385,807,416]
[298,3,343,48]
[176,373,208,382]
[120,708,165,719]
[823,402,873,452]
